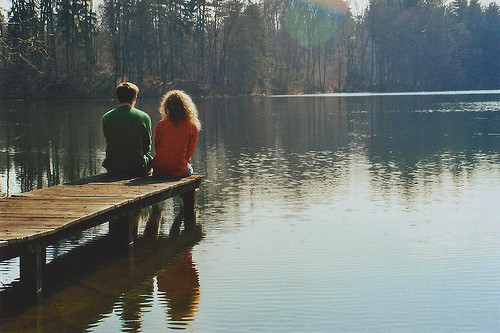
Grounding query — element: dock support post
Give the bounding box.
[182,190,196,231]
[143,204,161,238]
[20,244,45,297]
[109,211,140,251]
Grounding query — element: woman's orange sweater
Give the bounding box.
[153,118,198,177]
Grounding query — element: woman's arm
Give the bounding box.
[186,126,198,162]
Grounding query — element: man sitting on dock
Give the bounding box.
[102,82,153,176]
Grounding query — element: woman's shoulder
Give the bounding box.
[187,120,198,129]
[182,120,199,134]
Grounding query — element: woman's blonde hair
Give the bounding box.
[159,90,201,131]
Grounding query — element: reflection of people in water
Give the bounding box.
[119,208,201,331]
[157,250,200,323]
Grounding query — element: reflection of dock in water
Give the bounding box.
[0,207,202,331]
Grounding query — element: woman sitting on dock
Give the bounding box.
[152,90,202,178]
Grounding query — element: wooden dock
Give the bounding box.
[0,173,203,296]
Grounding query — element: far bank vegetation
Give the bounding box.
[1,0,499,99]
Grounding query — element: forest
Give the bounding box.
[1,0,500,99]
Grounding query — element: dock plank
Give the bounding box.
[0,174,203,250]
[0,200,119,209]
[0,203,118,216]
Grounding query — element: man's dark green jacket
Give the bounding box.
[102,105,153,175]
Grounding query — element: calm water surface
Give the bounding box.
[1,92,500,332]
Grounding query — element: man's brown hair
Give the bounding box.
[116,82,139,104]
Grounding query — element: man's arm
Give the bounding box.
[143,116,153,155]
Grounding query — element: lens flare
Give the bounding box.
[284,0,348,47]
[302,0,349,15]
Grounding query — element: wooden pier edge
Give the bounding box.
[0,173,204,297]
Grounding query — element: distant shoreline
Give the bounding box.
[271,90,500,98]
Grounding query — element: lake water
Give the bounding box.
[1,92,500,332]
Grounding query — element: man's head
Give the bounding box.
[116,82,139,105]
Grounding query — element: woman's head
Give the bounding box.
[159,90,201,131]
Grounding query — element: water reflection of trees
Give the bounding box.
[193,96,354,221]
[364,95,500,200]
[194,94,500,217]
[0,100,110,197]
